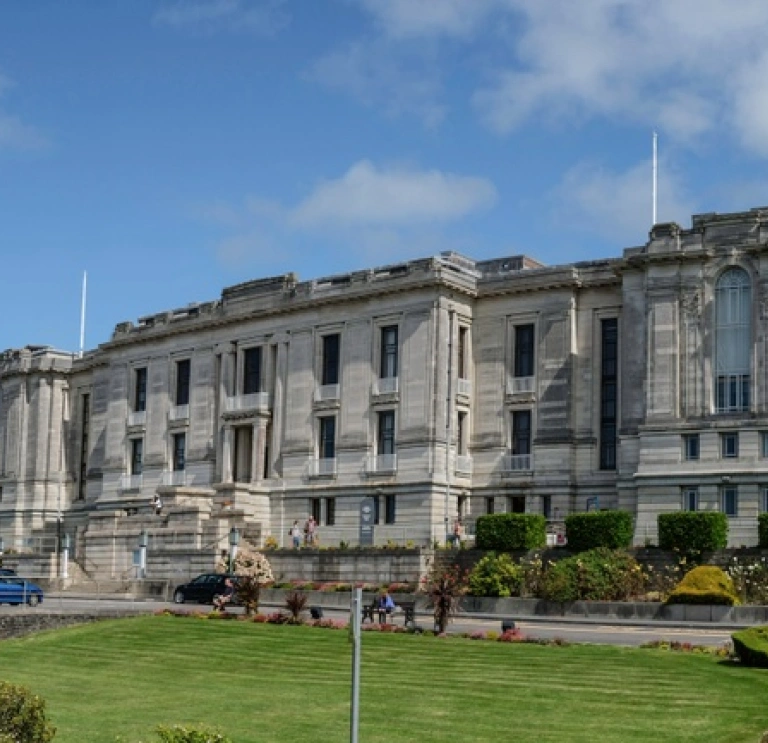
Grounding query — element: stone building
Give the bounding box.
[2,206,768,578]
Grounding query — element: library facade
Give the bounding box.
[2,206,768,577]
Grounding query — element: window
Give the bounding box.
[457,411,468,455]
[321,334,340,386]
[514,324,535,378]
[508,496,525,513]
[721,486,738,517]
[486,497,495,515]
[458,326,469,379]
[721,433,739,459]
[762,433,768,459]
[172,433,186,471]
[385,494,396,524]
[512,410,531,455]
[762,487,768,513]
[78,393,90,500]
[233,426,252,483]
[683,434,700,461]
[326,497,336,526]
[373,495,381,525]
[542,495,552,519]
[134,368,147,412]
[380,326,398,379]
[130,438,144,476]
[458,495,468,519]
[683,487,699,512]
[243,348,262,394]
[377,411,396,456]
[311,498,321,523]
[600,318,618,470]
[175,359,191,406]
[716,268,751,412]
[319,416,336,459]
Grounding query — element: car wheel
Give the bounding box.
[27,594,39,608]
[173,590,185,604]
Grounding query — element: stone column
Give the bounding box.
[270,335,289,477]
[221,426,233,483]
[252,419,268,483]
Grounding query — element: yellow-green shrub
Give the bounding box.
[732,625,768,668]
[665,565,740,606]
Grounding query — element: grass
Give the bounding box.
[0,616,767,742]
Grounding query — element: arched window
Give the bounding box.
[715,267,751,412]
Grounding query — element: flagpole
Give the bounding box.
[79,271,87,358]
[652,131,658,226]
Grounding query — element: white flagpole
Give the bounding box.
[652,131,658,226]
[79,271,87,358]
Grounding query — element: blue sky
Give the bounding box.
[3,0,768,351]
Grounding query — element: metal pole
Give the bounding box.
[652,131,658,226]
[350,586,362,743]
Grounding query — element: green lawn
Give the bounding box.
[0,616,767,743]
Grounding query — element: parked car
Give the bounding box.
[0,568,16,576]
[0,577,43,607]
[172,573,238,605]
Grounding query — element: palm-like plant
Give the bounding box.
[421,562,469,634]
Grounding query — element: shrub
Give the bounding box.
[759,514,768,549]
[155,724,232,742]
[475,514,546,551]
[468,553,523,597]
[726,556,768,605]
[283,590,308,623]
[421,562,469,634]
[0,681,56,743]
[540,548,645,603]
[665,565,740,605]
[657,512,727,556]
[732,625,768,668]
[564,511,634,552]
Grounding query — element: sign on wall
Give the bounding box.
[359,497,375,547]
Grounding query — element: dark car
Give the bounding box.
[0,577,43,606]
[0,568,16,576]
[172,573,238,605]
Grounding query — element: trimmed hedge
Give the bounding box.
[665,565,740,606]
[759,513,768,549]
[657,512,728,554]
[732,625,768,668]
[564,511,634,553]
[475,514,546,551]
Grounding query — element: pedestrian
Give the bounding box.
[452,517,464,549]
[290,520,302,549]
[213,578,235,612]
[307,516,318,546]
[151,494,163,516]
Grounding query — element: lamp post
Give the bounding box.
[228,527,240,573]
[138,530,148,579]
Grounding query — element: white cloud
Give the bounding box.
[307,41,445,127]
[553,157,695,245]
[154,0,288,34]
[0,115,48,151]
[472,0,768,155]
[355,0,502,39]
[293,160,497,226]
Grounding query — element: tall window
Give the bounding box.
[721,433,739,459]
[326,497,336,526]
[600,318,618,470]
[311,498,321,523]
[130,438,144,476]
[380,326,398,379]
[233,426,252,483]
[377,411,396,456]
[457,411,468,455]
[683,434,700,461]
[319,416,336,459]
[514,324,535,378]
[512,410,531,455]
[176,359,191,406]
[78,393,90,500]
[683,487,699,512]
[373,494,381,525]
[385,494,396,524]
[721,486,738,517]
[762,487,768,513]
[716,268,751,412]
[322,334,340,385]
[172,433,186,471]
[134,368,147,412]
[458,326,469,379]
[243,347,262,394]
[486,497,495,515]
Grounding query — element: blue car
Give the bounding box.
[0,577,43,607]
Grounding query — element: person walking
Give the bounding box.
[306,516,318,547]
[290,520,302,549]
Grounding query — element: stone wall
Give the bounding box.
[0,612,140,640]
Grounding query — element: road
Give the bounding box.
[0,595,736,648]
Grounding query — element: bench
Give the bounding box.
[361,598,416,627]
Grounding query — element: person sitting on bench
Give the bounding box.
[213,578,235,612]
[377,590,395,624]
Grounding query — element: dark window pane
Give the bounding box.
[173,433,186,471]
[176,360,191,406]
[320,417,336,459]
[322,334,340,385]
[243,348,262,394]
[135,368,147,412]
[378,411,396,455]
[385,494,396,524]
[326,497,336,526]
[131,439,143,476]
[380,326,398,379]
[514,324,535,378]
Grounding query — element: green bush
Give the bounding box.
[665,565,740,606]
[540,548,645,603]
[468,553,523,597]
[759,514,768,548]
[475,514,546,551]
[657,512,727,555]
[0,681,56,743]
[564,511,634,552]
[155,725,232,743]
[732,625,768,668]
